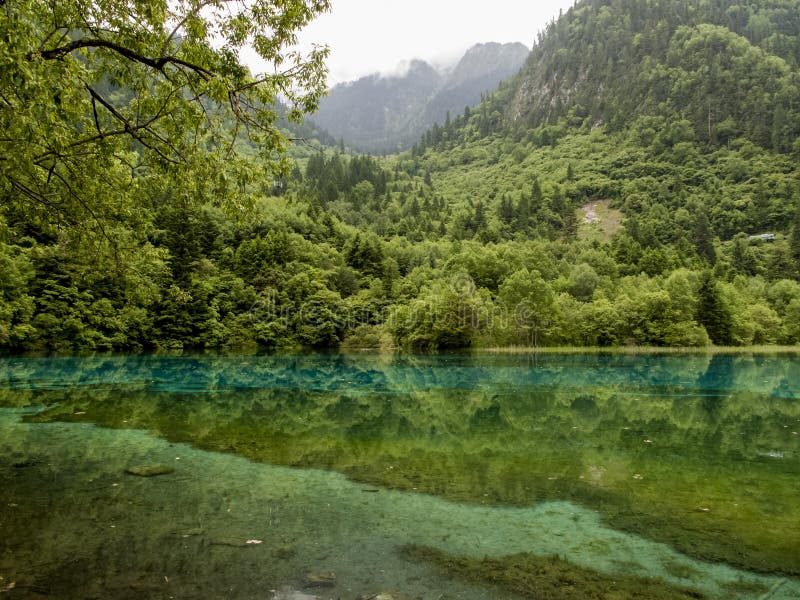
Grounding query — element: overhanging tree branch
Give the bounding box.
[161,0,239,56]
[4,0,332,232]
[31,86,185,166]
[35,38,214,79]
[47,166,112,243]
[84,86,184,164]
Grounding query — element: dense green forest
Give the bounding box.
[1,0,800,352]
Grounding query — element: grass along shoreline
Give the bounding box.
[478,345,800,355]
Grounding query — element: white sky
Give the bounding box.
[244,0,576,85]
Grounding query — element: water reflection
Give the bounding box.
[1,352,799,597]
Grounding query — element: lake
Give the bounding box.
[1,352,798,599]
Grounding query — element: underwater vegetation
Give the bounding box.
[402,545,711,599]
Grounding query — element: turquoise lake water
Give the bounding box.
[0,352,798,599]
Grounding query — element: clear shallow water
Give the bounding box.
[1,352,799,599]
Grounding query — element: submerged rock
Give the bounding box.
[570,394,599,415]
[125,465,175,477]
[209,538,264,548]
[170,527,204,538]
[356,594,414,600]
[0,581,17,593]
[10,452,37,468]
[272,544,297,559]
[303,571,336,588]
[271,588,318,600]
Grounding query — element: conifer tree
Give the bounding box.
[531,177,543,213]
[694,209,717,264]
[696,271,732,345]
[790,202,800,266]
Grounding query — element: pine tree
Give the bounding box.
[790,202,800,266]
[474,201,486,231]
[551,186,565,216]
[694,209,716,264]
[515,194,531,232]
[731,234,758,275]
[531,177,543,213]
[409,197,421,218]
[562,208,579,240]
[748,182,771,231]
[499,195,515,224]
[696,271,732,345]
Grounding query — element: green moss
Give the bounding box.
[402,546,705,600]
[720,578,771,597]
[661,559,703,581]
[601,504,797,577]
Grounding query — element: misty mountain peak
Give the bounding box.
[447,42,530,86]
[314,42,529,154]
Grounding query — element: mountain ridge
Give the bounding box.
[500,0,800,150]
[313,42,529,153]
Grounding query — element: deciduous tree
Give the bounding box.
[0,0,330,229]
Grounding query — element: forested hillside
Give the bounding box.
[507,0,800,151]
[1,0,800,353]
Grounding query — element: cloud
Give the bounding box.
[244,0,573,85]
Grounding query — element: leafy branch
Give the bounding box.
[34,38,215,79]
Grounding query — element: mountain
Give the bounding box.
[312,42,529,153]
[313,59,442,153]
[407,0,800,246]
[503,0,800,151]
[422,42,532,126]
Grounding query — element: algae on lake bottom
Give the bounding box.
[402,545,710,599]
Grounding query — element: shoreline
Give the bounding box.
[476,345,800,355]
[2,344,800,358]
